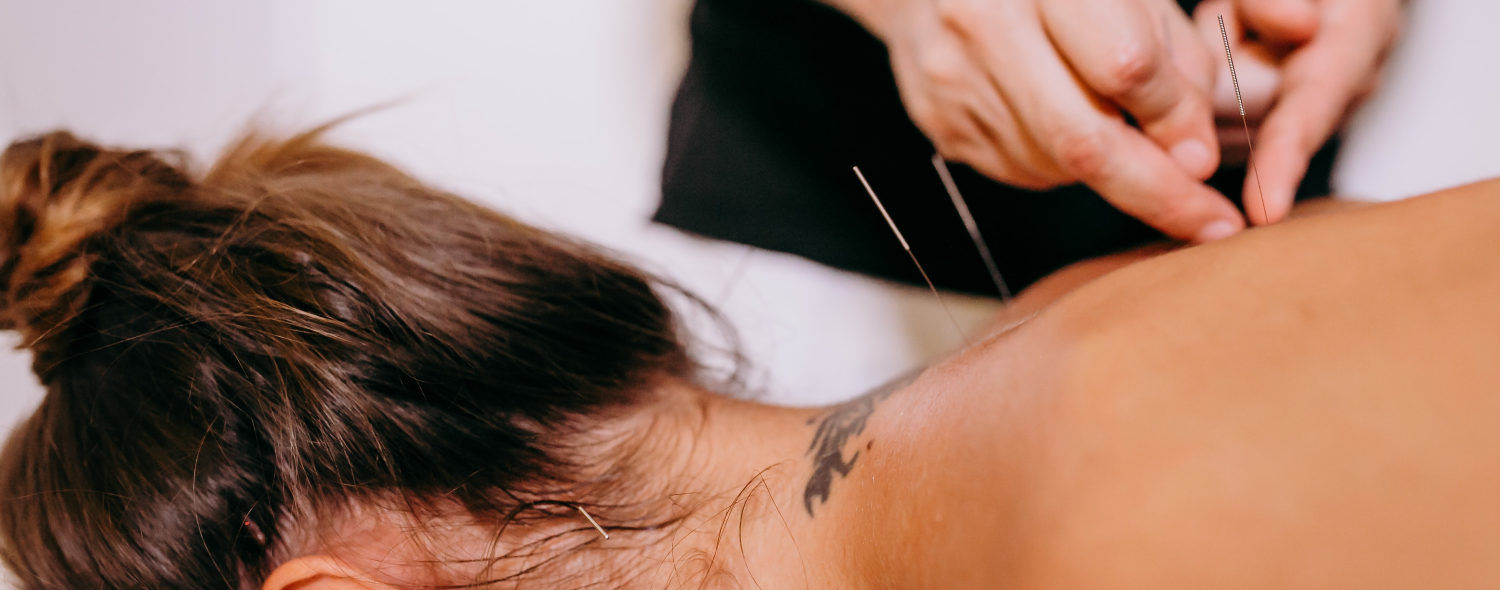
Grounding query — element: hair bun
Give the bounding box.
[0,131,190,344]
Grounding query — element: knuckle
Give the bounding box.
[970,155,1058,191]
[1099,42,1162,98]
[1148,195,1198,230]
[959,153,1005,180]
[1010,155,1070,190]
[1008,172,1064,191]
[917,49,965,88]
[903,95,938,127]
[936,143,970,163]
[1052,129,1111,180]
[1358,75,1381,102]
[1380,22,1403,61]
[925,119,963,147]
[935,0,985,35]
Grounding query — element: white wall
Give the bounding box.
[0,0,1005,436]
[0,1,299,433]
[1333,1,1500,200]
[0,2,1496,583]
[3,0,1499,418]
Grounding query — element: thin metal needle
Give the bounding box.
[932,154,1013,302]
[1218,14,1272,226]
[853,166,970,344]
[577,506,609,539]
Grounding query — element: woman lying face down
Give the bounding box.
[5,130,1500,589]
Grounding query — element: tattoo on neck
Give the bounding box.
[801,370,919,516]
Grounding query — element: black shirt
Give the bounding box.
[655,0,1337,295]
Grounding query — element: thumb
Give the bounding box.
[1237,0,1319,44]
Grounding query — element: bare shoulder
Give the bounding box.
[806,180,1500,588]
[1012,178,1500,588]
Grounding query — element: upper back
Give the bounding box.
[850,180,1500,589]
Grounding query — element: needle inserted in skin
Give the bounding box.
[1218,14,1272,226]
[577,505,609,539]
[932,155,1013,302]
[853,166,970,344]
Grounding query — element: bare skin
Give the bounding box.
[269,180,1500,588]
[839,181,1500,588]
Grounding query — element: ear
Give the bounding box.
[262,555,396,590]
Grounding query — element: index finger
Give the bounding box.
[1248,24,1386,224]
[1041,0,1222,181]
[1066,116,1247,242]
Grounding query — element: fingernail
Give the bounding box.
[1196,219,1238,243]
[1171,139,1213,177]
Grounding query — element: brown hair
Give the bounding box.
[0,129,711,588]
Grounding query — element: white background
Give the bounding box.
[0,0,1013,423]
[0,2,1496,582]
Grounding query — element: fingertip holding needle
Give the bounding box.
[853,166,970,344]
[1218,14,1271,226]
[856,21,1261,350]
[931,155,1013,302]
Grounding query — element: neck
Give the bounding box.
[632,381,846,588]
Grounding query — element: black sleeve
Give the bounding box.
[656,0,1337,295]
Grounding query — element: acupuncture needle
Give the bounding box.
[931,154,1013,302]
[853,166,970,344]
[1218,14,1272,226]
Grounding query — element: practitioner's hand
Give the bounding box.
[1201,0,1402,225]
[833,0,1245,243]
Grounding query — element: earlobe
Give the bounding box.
[262,555,389,590]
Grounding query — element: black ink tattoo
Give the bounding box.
[802,369,920,516]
